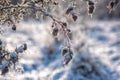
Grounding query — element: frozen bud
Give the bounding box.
[1,60,9,75]
[52,27,59,36]
[12,25,16,31]
[16,43,27,53]
[88,5,94,14]
[62,22,67,27]
[61,47,68,56]
[66,6,74,14]
[23,43,27,50]
[9,52,18,63]
[63,52,73,65]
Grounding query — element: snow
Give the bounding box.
[0,20,120,80]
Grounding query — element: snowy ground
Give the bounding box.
[0,20,120,80]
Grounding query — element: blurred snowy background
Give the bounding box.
[0,20,120,80]
[0,0,120,80]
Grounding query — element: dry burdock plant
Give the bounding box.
[0,0,120,75]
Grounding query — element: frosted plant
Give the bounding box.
[0,0,120,75]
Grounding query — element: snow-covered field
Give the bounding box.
[0,20,120,80]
